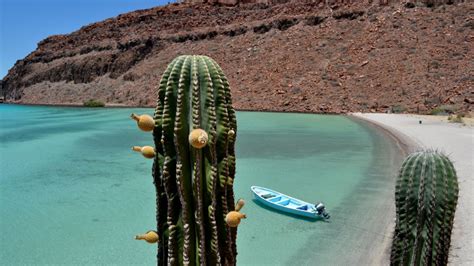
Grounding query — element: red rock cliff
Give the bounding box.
[2,0,472,113]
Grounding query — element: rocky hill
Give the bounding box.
[2,0,473,113]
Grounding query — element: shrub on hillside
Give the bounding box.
[429,104,459,115]
[83,99,105,107]
[448,114,464,124]
[391,105,407,113]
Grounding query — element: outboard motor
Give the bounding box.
[315,202,330,219]
[315,202,325,214]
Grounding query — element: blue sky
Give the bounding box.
[0,0,173,79]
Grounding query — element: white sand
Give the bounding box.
[352,113,474,265]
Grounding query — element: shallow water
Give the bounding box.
[0,105,402,265]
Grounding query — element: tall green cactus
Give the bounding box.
[391,150,459,266]
[133,55,243,266]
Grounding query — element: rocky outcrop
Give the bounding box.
[184,0,286,6]
[184,0,466,6]
[2,0,473,113]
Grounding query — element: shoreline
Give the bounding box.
[351,113,474,265]
[348,116,418,265]
[0,102,146,109]
[3,103,473,120]
[349,115,419,155]
[348,115,419,265]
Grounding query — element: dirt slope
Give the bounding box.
[2,0,473,113]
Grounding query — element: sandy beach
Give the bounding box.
[352,113,474,265]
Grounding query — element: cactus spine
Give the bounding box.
[149,55,240,265]
[391,150,459,266]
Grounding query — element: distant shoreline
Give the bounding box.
[6,102,473,121]
[0,102,146,109]
[0,102,346,114]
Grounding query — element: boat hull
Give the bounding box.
[251,186,325,219]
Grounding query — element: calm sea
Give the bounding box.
[0,105,403,265]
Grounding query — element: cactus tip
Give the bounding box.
[235,198,245,212]
[132,146,141,152]
[130,113,139,121]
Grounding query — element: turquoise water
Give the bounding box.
[0,105,402,265]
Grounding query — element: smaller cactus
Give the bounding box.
[391,150,459,266]
[131,113,155,132]
[226,199,246,228]
[135,231,159,244]
[188,128,208,149]
[132,146,156,159]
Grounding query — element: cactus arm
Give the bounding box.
[207,58,238,264]
[203,58,224,265]
[436,155,450,264]
[392,158,409,266]
[152,159,167,265]
[392,153,421,265]
[189,56,207,266]
[206,58,230,157]
[193,57,223,264]
[155,57,179,156]
[433,155,446,264]
[216,62,239,263]
[206,58,234,264]
[174,56,196,266]
[436,155,458,265]
[400,153,422,265]
[152,57,179,265]
[419,153,436,265]
[162,57,186,265]
[412,152,429,265]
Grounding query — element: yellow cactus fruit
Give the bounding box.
[225,211,246,228]
[132,146,156,159]
[135,230,159,244]
[131,113,155,132]
[188,129,208,149]
[235,198,245,212]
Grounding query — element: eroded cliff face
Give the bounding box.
[185,0,274,5]
[2,0,473,113]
